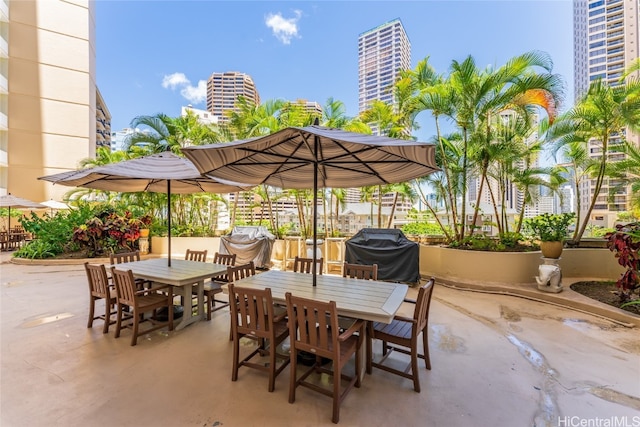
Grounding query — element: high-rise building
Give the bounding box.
[3,0,98,202]
[206,71,260,125]
[96,88,111,149]
[573,0,639,227]
[357,18,411,136]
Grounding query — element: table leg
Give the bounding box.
[173,280,204,331]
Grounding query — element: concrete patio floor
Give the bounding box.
[1,251,639,427]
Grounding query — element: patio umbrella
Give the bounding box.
[0,194,46,231]
[38,152,251,266]
[39,199,71,215]
[182,124,439,285]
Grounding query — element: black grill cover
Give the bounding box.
[220,226,275,269]
[345,228,419,283]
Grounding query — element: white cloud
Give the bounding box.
[161,72,206,104]
[265,10,302,45]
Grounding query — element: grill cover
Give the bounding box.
[345,228,419,283]
[220,226,275,269]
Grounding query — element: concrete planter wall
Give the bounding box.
[419,245,624,286]
[150,236,623,287]
[151,236,221,259]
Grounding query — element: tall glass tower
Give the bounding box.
[573,0,640,226]
[358,18,411,135]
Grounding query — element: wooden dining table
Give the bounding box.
[233,269,409,380]
[115,258,228,330]
[232,270,409,324]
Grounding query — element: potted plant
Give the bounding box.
[523,213,576,258]
[137,215,153,238]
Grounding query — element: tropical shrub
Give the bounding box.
[14,204,99,257]
[13,240,58,259]
[401,222,446,236]
[605,222,640,303]
[72,209,149,257]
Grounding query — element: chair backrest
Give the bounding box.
[185,249,208,262]
[229,283,278,339]
[213,252,236,266]
[212,252,237,282]
[413,278,436,333]
[84,262,111,299]
[110,250,141,265]
[293,256,323,275]
[227,261,256,283]
[285,292,339,360]
[110,267,138,307]
[343,262,378,281]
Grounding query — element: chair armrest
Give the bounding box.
[393,315,416,324]
[403,297,417,304]
[273,309,288,323]
[338,319,365,341]
[136,283,172,295]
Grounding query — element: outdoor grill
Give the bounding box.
[345,228,420,283]
[219,226,275,269]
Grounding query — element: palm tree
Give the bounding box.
[126,111,224,154]
[443,51,562,241]
[605,141,640,214]
[225,97,285,139]
[548,70,640,243]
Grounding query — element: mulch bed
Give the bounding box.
[570,281,640,316]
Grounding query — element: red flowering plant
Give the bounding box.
[605,222,640,303]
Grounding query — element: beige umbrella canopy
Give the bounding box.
[0,194,47,230]
[183,124,439,284]
[39,152,251,266]
[40,200,71,210]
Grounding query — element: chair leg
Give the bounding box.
[288,349,297,404]
[115,304,123,338]
[87,297,96,328]
[206,293,212,321]
[231,335,240,382]
[102,302,112,334]
[168,299,174,331]
[268,339,276,392]
[422,328,431,370]
[355,339,362,388]
[411,342,420,393]
[366,323,375,374]
[131,309,139,346]
[332,363,341,423]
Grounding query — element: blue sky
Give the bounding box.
[96,0,573,143]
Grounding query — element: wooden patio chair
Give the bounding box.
[200,252,237,319]
[110,267,174,346]
[293,256,323,275]
[226,261,257,339]
[110,250,141,264]
[366,278,435,392]
[110,250,152,289]
[84,262,119,334]
[343,262,378,281]
[228,283,290,392]
[185,249,208,262]
[285,292,365,424]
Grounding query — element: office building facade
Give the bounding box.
[3,0,98,202]
[357,18,411,136]
[573,0,640,226]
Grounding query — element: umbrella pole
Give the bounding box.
[312,136,319,286]
[167,181,172,267]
